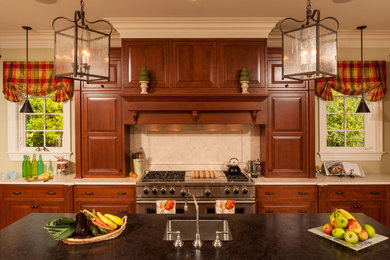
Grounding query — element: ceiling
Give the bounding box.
[1,0,390,32]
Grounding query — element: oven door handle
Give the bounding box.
[136,200,255,204]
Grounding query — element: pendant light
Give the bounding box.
[280,0,339,81]
[356,25,370,113]
[52,0,113,82]
[20,26,34,113]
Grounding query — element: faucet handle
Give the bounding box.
[168,231,183,248]
[212,234,223,248]
[184,203,188,212]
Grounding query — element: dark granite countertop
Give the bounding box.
[0,213,389,260]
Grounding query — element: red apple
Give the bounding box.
[348,219,362,234]
[331,219,338,228]
[323,223,334,235]
[357,229,369,241]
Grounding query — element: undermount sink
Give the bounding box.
[164,217,232,241]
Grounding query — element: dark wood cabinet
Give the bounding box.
[318,185,389,226]
[172,40,217,88]
[219,40,266,89]
[256,186,317,214]
[74,185,136,214]
[1,185,73,228]
[123,40,170,90]
[82,93,123,177]
[267,93,308,177]
[83,48,122,90]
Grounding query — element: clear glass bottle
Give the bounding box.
[37,155,44,176]
[31,154,37,177]
[22,155,27,178]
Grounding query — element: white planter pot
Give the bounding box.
[240,81,250,94]
[139,81,149,94]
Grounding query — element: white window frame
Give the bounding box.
[7,100,72,161]
[318,97,384,161]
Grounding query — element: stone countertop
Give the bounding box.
[0,213,389,260]
[252,172,390,185]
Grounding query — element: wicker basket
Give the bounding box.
[62,216,127,245]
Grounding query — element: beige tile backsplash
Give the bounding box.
[130,125,260,171]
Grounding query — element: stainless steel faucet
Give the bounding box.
[184,191,202,248]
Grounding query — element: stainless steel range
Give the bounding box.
[136,170,255,214]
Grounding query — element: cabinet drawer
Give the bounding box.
[75,201,136,214]
[327,185,387,200]
[4,185,64,198]
[256,186,316,200]
[75,186,135,200]
[257,201,313,214]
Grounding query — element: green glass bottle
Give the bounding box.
[22,155,27,178]
[31,154,38,177]
[26,156,32,178]
[37,155,44,176]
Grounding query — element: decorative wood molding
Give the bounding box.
[251,111,258,124]
[192,111,199,124]
[131,111,139,124]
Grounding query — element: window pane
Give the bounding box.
[346,131,364,147]
[46,115,63,130]
[26,131,44,147]
[46,132,63,147]
[345,97,361,113]
[326,97,344,113]
[327,131,345,146]
[330,88,342,97]
[346,114,364,130]
[26,115,44,130]
[327,114,344,130]
[29,98,44,113]
[327,131,345,147]
[46,98,63,113]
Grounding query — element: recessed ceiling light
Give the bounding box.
[333,0,353,3]
[35,0,57,4]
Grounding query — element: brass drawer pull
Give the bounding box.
[298,210,308,213]
[298,192,307,195]
[265,192,274,195]
[85,192,94,195]
[47,192,56,195]
[353,205,362,209]
[265,210,274,213]
[30,205,38,209]
[335,192,344,195]
[117,192,127,195]
[370,191,380,195]
[118,210,128,213]
[12,192,22,195]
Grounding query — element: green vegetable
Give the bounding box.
[90,223,99,236]
[43,218,75,241]
[97,226,108,234]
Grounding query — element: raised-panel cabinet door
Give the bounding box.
[86,136,121,176]
[37,201,64,213]
[4,201,35,226]
[75,201,136,214]
[85,96,119,133]
[220,40,266,88]
[172,41,217,88]
[267,60,306,90]
[270,94,306,132]
[123,41,170,89]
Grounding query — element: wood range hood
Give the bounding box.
[121,93,268,125]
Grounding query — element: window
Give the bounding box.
[318,90,384,161]
[7,98,71,161]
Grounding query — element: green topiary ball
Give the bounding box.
[240,67,250,82]
[139,67,150,81]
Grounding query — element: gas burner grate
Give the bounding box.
[142,171,186,182]
[223,171,250,182]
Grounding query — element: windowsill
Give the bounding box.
[7,152,73,161]
[318,151,385,161]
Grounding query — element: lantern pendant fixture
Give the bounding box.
[52,0,112,82]
[356,25,370,113]
[20,26,34,114]
[280,0,339,81]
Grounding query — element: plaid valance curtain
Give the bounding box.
[3,61,73,102]
[315,61,387,101]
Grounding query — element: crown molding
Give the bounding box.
[104,17,283,38]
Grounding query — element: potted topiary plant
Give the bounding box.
[138,67,150,94]
[239,67,250,94]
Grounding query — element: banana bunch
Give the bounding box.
[330,208,356,226]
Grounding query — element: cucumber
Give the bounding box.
[90,223,99,236]
[97,226,108,234]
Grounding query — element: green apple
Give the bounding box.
[357,229,368,241]
[335,215,348,229]
[363,224,376,238]
[332,227,345,239]
[344,231,359,244]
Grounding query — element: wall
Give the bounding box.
[0,48,76,175]
[315,48,390,174]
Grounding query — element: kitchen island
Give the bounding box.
[0,213,389,259]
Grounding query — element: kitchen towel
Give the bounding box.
[216,200,235,214]
[156,200,176,214]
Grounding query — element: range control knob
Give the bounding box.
[169,188,175,195]
[205,189,211,196]
[143,188,149,195]
[242,187,248,194]
[152,187,158,195]
[225,188,231,195]
[180,190,186,197]
[161,188,166,195]
[233,187,240,195]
